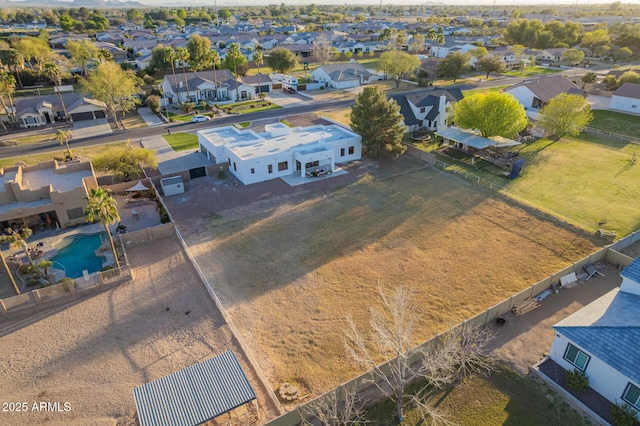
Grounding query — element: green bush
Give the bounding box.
[565,369,589,392]
[612,402,638,426]
[57,277,76,292]
[217,167,226,179]
[27,278,40,287]
[19,264,32,275]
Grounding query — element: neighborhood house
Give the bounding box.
[0,160,98,231]
[197,123,362,185]
[609,83,640,114]
[546,257,640,416]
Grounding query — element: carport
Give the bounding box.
[133,350,257,426]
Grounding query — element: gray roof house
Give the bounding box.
[389,88,464,132]
[161,70,255,104]
[309,63,373,89]
[544,256,640,424]
[609,83,640,114]
[0,93,107,128]
[504,75,586,119]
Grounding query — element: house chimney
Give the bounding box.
[437,95,447,130]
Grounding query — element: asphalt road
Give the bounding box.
[0,98,356,159]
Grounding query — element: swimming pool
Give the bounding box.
[51,233,107,279]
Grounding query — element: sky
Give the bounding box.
[131,0,638,6]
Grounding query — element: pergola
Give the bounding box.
[436,127,521,151]
[133,350,257,426]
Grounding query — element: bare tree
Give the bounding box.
[298,384,367,426]
[344,285,495,423]
[344,285,424,422]
[313,34,333,65]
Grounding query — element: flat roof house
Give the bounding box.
[197,123,362,185]
[0,160,99,230]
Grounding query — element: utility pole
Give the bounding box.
[215,0,219,27]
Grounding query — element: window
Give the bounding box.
[420,107,425,113]
[278,161,288,171]
[233,162,237,171]
[228,158,231,166]
[268,164,273,173]
[340,148,345,157]
[563,343,590,371]
[623,383,640,409]
[67,207,84,220]
[305,160,319,168]
[348,146,355,155]
[250,168,255,174]
[633,105,638,109]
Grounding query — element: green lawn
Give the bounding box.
[462,85,511,97]
[0,142,128,169]
[588,110,640,139]
[163,132,198,151]
[434,133,640,236]
[2,132,57,146]
[366,368,589,425]
[503,66,562,77]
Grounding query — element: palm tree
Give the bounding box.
[434,31,445,86]
[227,43,242,101]
[0,71,18,128]
[209,49,220,100]
[167,47,179,99]
[175,47,191,102]
[253,49,264,97]
[85,188,121,269]
[43,62,69,123]
[3,227,34,266]
[56,129,73,158]
[36,259,53,283]
[0,239,20,295]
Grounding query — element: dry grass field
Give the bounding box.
[179,157,599,397]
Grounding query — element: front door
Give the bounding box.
[43,112,51,123]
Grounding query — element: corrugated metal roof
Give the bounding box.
[133,350,256,426]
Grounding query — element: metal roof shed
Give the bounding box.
[133,350,256,426]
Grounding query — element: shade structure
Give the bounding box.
[126,181,149,192]
[133,350,256,426]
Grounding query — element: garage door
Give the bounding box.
[94,111,106,118]
[272,83,282,90]
[71,112,94,121]
[189,167,206,179]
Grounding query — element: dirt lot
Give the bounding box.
[0,236,278,425]
[168,156,601,398]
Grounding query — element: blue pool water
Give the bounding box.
[51,233,107,279]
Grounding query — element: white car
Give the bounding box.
[191,115,211,123]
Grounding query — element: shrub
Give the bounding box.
[100,265,114,272]
[27,278,40,287]
[217,167,226,179]
[145,95,161,113]
[57,277,76,292]
[612,402,638,426]
[143,75,155,85]
[19,264,32,275]
[565,369,589,392]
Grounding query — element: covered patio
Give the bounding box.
[133,350,257,426]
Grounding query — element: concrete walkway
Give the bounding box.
[72,118,113,138]
[137,107,165,127]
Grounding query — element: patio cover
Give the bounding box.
[125,180,149,192]
[436,127,521,149]
[133,350,256,426]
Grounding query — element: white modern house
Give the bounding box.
[197,123,362,185]
[609,83,640,114]
[546,256,640,415]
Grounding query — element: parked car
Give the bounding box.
[284,87,296,94]
[191,115,211,123]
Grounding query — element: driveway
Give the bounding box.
[267,90,309,108]
[137,107,166,127]
[588,94,612,110]
[72,118,112,138]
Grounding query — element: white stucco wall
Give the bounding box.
[505,86,535,110]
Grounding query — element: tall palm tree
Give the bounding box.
[253,49,264,97]
[227,43,242,101]
[167,47,179,99]
[209,49,220,100]
[85,188,121,269]
[43,62,69,123]
[0,71,18,128]
[0,239,20,295]
[175,47,191,102]
[56,129,73,158]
